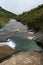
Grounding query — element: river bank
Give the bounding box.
[0,18,10,28]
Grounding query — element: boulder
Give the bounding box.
[0,52,43,65]
[0,45,19,63]
[35,36,43,49]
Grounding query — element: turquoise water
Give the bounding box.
[10,36,43,51]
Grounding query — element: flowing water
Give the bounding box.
[0,37,42,51]
[0,19,43,51]
[2,19,28,32]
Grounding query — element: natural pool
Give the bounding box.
[0,36,43,51]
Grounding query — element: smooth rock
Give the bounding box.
[0,52,43,65]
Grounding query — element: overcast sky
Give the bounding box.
[0,0,43,14]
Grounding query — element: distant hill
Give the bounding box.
[0,7,16,18]
[15,4,43,32]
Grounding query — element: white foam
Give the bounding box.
[0,39,16,49]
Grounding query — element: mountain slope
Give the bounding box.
[0,4,43,32]
[0,7,17,28]
[0,7,16,18]
[15,4,43,32]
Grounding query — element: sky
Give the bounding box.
[0,0,43,14]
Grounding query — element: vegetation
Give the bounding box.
[0,7,16,28]
[0,4,43,32]
[0,7,16,18]
[0,18,10,28]
[15,4,43,32]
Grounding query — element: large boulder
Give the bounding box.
[35,36,43,49]
[0,45,19,63]
[0,52,43,65]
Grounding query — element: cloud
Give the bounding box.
[0,0,43,14]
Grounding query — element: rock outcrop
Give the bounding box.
[0,45,19,63]
[0,52,43,65]
[35,36,43,49]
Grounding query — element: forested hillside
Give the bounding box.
[0,7,16,28]
[0,4,43,32]
[15,4,43,32]
[0,7,16,18]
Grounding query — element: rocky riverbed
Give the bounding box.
[0,19,43,49]
[0,19,43,64]
[0,30,43,49]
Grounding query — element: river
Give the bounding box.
[0,19,43,51]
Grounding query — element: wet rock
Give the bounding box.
[35,36,43,49]
[0,52,43,65]
[0,30,9,42]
